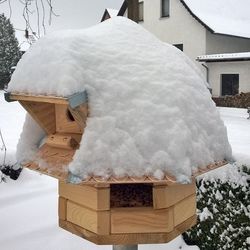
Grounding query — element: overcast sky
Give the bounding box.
[0,0,124,50]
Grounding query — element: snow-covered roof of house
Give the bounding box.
[181,0,250,39]
[8,17,232,183]
[197,52,250,62]
[101,8,119,22]
[107,8,119,17]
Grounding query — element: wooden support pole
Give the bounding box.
[113,245,138,250]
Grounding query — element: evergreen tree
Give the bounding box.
[0,14,22,89]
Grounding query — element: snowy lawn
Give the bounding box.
[0,90,249,250]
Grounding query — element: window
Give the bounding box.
[138,2,144,22]
[161,0,170,17]
[173,44,183,51]
[221,74,239,96]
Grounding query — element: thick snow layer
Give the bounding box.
[8,17,232,182]
[183,0,250,38]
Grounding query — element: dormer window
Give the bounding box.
[161,0,170,17]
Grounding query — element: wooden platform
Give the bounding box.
[59,215,197,245]
[58,180,197,244]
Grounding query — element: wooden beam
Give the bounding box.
[174,194,196,226]
[59,181,110,211]
[59,215,197,245]
[68,103,88,131]
[46,134,78,149]
[20,101,56,134]
[111,207,174,234]
[10,93,68,105]
[58,197,67,220]
[66,201,110,235]
[153,182,196,209]
[55,104,83,134]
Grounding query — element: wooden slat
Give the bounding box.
[174,194,196,226]
[59,197,67,220]
[59,181,110,211]
[111,207,174,234]
[66,201,110,235]
[59,215,197,245]
[10,93,68,104]
[55,104,82,134]
[46,134,78,149]
[20,101,56,134]
[68,103,88,130]
[153,181,196,209]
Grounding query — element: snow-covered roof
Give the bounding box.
[106,8,119,17]
[181,0,250,38]
[8,17,232,183]
[197,52,250,62]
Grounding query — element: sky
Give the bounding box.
[0,0,124,50]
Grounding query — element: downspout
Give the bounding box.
[201,63,212,94]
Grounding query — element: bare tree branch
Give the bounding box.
[1,0,59,44]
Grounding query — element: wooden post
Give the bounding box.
[113,245,138,250]
[127,0,139,22]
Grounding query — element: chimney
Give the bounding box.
[126,0,139,23]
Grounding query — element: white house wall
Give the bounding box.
[139,0,207,72]
[208,61,250,97]
[206,31,250,55]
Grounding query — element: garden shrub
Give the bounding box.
[183,165,250,250]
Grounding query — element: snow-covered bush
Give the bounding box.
[183,165,250,250]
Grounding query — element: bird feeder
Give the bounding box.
[5,91,227,246]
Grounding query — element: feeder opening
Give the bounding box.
[110,183,153,208]
[66,109,75,122]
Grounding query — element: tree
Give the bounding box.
[0,14,22,89]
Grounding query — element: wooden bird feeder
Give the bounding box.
[5,91,227,246]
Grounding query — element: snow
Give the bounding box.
[7,17,232,182]
[0,90,249,250]
[197,52,250,62]
[182,0,250,38]
[106,8,119,17]
[0,91,25,165]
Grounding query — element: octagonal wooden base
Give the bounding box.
[59,215,196,245]
[58,180,197,245]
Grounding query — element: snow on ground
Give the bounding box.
[0,90,250,249]
[0,91,25,165]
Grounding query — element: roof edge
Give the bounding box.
[180,0,214,33]
[180,0,250,39]
[118,0,128,16]
[100,9,110,22]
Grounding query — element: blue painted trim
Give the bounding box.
[68,90,88,109]
[67,172,82,184]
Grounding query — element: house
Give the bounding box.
[117,0,250,97]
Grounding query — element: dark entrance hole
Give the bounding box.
[110,183,153,208]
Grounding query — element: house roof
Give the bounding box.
[197,52,250,62]
[101,8,119,22]
[117,1,128,16]
[181,0,250,39]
